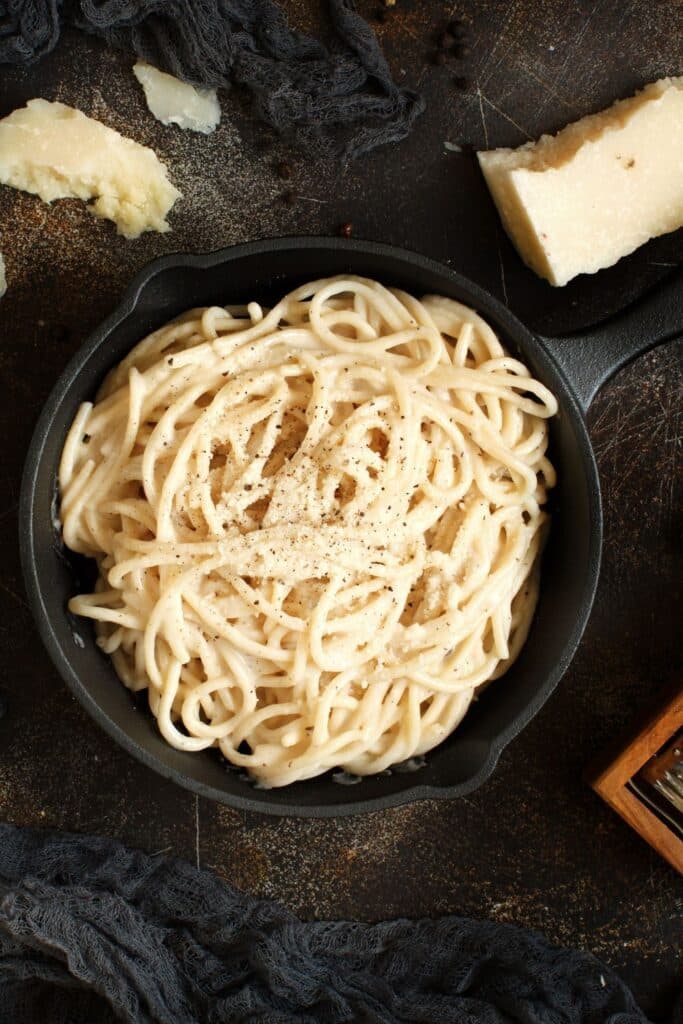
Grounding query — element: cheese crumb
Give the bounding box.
[0,253,6,297]
[478,77,683,286]
[133,62,221,134]
[0,99,181,238]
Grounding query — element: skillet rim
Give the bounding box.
[19,236,602,817]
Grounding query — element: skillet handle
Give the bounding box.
[539,265,682,413]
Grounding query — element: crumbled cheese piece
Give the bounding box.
[0,99,181,238]
[477,77,683,286]
[0,253,6,297]
[133,62,221,134]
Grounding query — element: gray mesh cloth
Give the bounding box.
[0,0,425,157]
[0,824,679,1024]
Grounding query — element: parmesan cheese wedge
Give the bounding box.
[0,99,181,238]
[0,253,6,298]
[133,62,221,134]
[478,77,683,286]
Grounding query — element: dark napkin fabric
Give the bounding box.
[0,824,679,1024]
[0,0,425,158]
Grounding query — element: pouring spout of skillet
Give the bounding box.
[18,239,682,816]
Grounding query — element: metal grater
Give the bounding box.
[631,731,683,838]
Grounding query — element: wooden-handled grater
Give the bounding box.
[587,682,682,873]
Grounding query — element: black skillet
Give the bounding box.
[19,237,682,816]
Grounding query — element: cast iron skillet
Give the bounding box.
[20,237,682,816]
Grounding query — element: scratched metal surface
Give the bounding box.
[0,1,682,1015]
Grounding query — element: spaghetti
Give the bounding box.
[59,277,557,786]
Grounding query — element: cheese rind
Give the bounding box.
[0,99,181,238]
[0,253,6,298]
[133,62,221,134]
[478,77,683,286]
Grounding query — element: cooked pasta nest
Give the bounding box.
[59,276,557,787]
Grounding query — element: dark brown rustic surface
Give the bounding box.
[1,1,682,1016]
